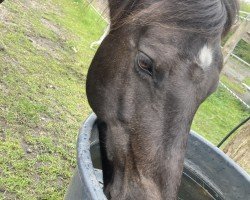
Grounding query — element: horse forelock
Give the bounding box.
[108,0,239,37]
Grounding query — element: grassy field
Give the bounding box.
[0,0,249,199]
[244,77,250,85]
[0,0,106,199]
[192,86,249,145]
[234,39,250,63]
[223,2,250,61]
[240,1,250,13]
[220,74,246,94]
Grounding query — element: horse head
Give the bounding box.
[86,0,238,199]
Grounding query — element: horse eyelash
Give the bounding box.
[137,52,154,76]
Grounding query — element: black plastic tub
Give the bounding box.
[65,113,250,200]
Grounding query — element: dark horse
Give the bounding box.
[86,0,238,199]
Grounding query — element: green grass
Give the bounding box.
[222,2,250,55]
[220,74,246,94]
[243,77,250,85]
[236,3,250,63]
[0,0,106,199]
[192,86,250,145]
[240,1,250,13]
[222,30,234,46]
[233,39,250,64]
[0,0,249,199]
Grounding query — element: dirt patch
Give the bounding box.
[2,54,26,75]
[13,0,62,14]
[0,4,8,21]
[24,0,48,11]
[0,4,15,25]
[41,18,67,40]
[28,36,63,60]
[0,2,33,33]
[0,117,8,142]
[21,138,35,157]
[223,121,250,173]
[0,80,9,95]
[0,190,17,200]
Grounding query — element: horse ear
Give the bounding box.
[108,0,123,17]
[222,0,239,37]
[108,0,135,26]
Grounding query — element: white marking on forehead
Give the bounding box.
[198,45,213,69]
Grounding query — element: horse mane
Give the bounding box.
[107,0,239,37]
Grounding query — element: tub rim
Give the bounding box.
[76,113,250,200]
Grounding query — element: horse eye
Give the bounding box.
[137,52,153,76]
